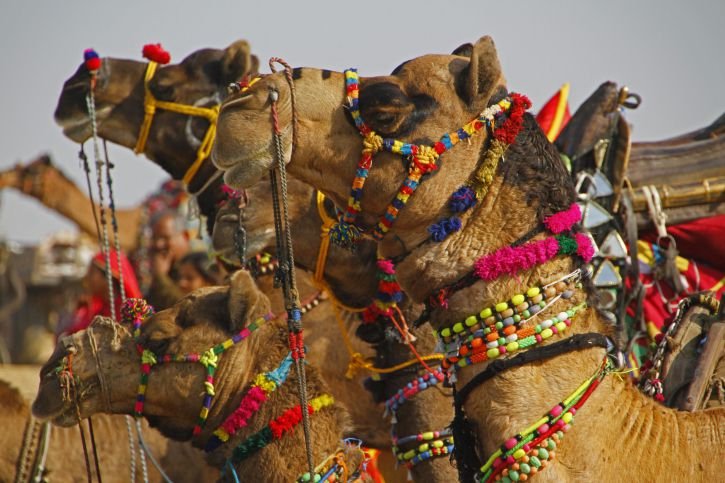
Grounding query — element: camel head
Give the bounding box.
[212,175,318,265]
[213,36,507,245]
[54,40,258,186]
[33,270,270,441]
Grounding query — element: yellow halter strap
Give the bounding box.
[133,61,220,186]
[312,191,444,378]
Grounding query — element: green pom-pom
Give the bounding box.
[556,235,578,255]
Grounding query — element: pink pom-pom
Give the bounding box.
[376,258,396,274]
[574,232,595,262]
[142,43,171,64]
[544,203,581,234]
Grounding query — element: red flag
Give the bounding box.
[536,83,571,141]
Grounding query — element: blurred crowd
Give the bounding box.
[56,208,226,338]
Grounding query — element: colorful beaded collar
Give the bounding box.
[121,299,273,435]
[477,357,612,482]
[328,68,530,248]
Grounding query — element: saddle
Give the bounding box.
[552,81,725,411]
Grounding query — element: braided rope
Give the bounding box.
[269,57,315,476]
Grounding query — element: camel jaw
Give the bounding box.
[31,375,77,426]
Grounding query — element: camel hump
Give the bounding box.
[0,379,28,414]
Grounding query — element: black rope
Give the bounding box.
[78,144,103,245]
[87,417,103,483]
[450,332,611,482]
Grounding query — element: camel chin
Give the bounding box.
[31,376,77,426]
[221,158,273,189]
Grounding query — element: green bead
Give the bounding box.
[486,348,500,359]
[511,294,525,306]
[513,314,521,323]
[440,328,451,338]
[453,322,464,334]
[484,327,491,334]
[548,439,557,450]
[498,337,506,346]
[530,456,541,468]
[535,325,542,333]
[465,315,478,327]
[300,473,311,482]
[538,448,549,460]
[567,309,575,317]
[520,463,531,474]
[495,302,508,312]
[495,321,504,330]
[509,470,520,481]
[314,475,321,482]
[501,476,512,483]
[522,310,530,318]
[480,307,492,319]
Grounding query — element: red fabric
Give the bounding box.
[640,215,725,272]
[535,88,571,140]
[627,240,725,330]
[64,250,141,335]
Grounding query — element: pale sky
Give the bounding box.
[1,0,723,244]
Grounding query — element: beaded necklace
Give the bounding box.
[228,394,335,464]
[329,69,528,248]
[394,434,455,469]
[434,269,583,347]
[121,299,274,435]
[205,353,294,452]
[383,365,454,469]
[477,358,612,483]
[296,440,368,483]
[444,302,587,373]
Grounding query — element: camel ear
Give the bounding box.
[227,269,270,331]
[452,43,473,57]
[464,36,503,106]
[220,40,259,85]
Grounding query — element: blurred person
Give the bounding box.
[145,210,191,310]
[57,249,141,337]
[177,251,224,294]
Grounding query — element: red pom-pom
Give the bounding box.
[142,43,171,65]
[85,57,102,71]
[83,48,101,72]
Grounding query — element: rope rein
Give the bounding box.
[268,56,316,476]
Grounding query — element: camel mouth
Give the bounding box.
[55,105,113,143]
[212,206,275,264]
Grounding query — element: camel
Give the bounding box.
[54,40,260,233]
[0,367,216,482]
[32,269,361,481]
[0,155,143,252]
[211,35,725,481]
[213,177,456,482]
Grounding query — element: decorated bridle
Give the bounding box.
[132,44,260,190]
[121,299,274,436]
[328,69,531,248]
